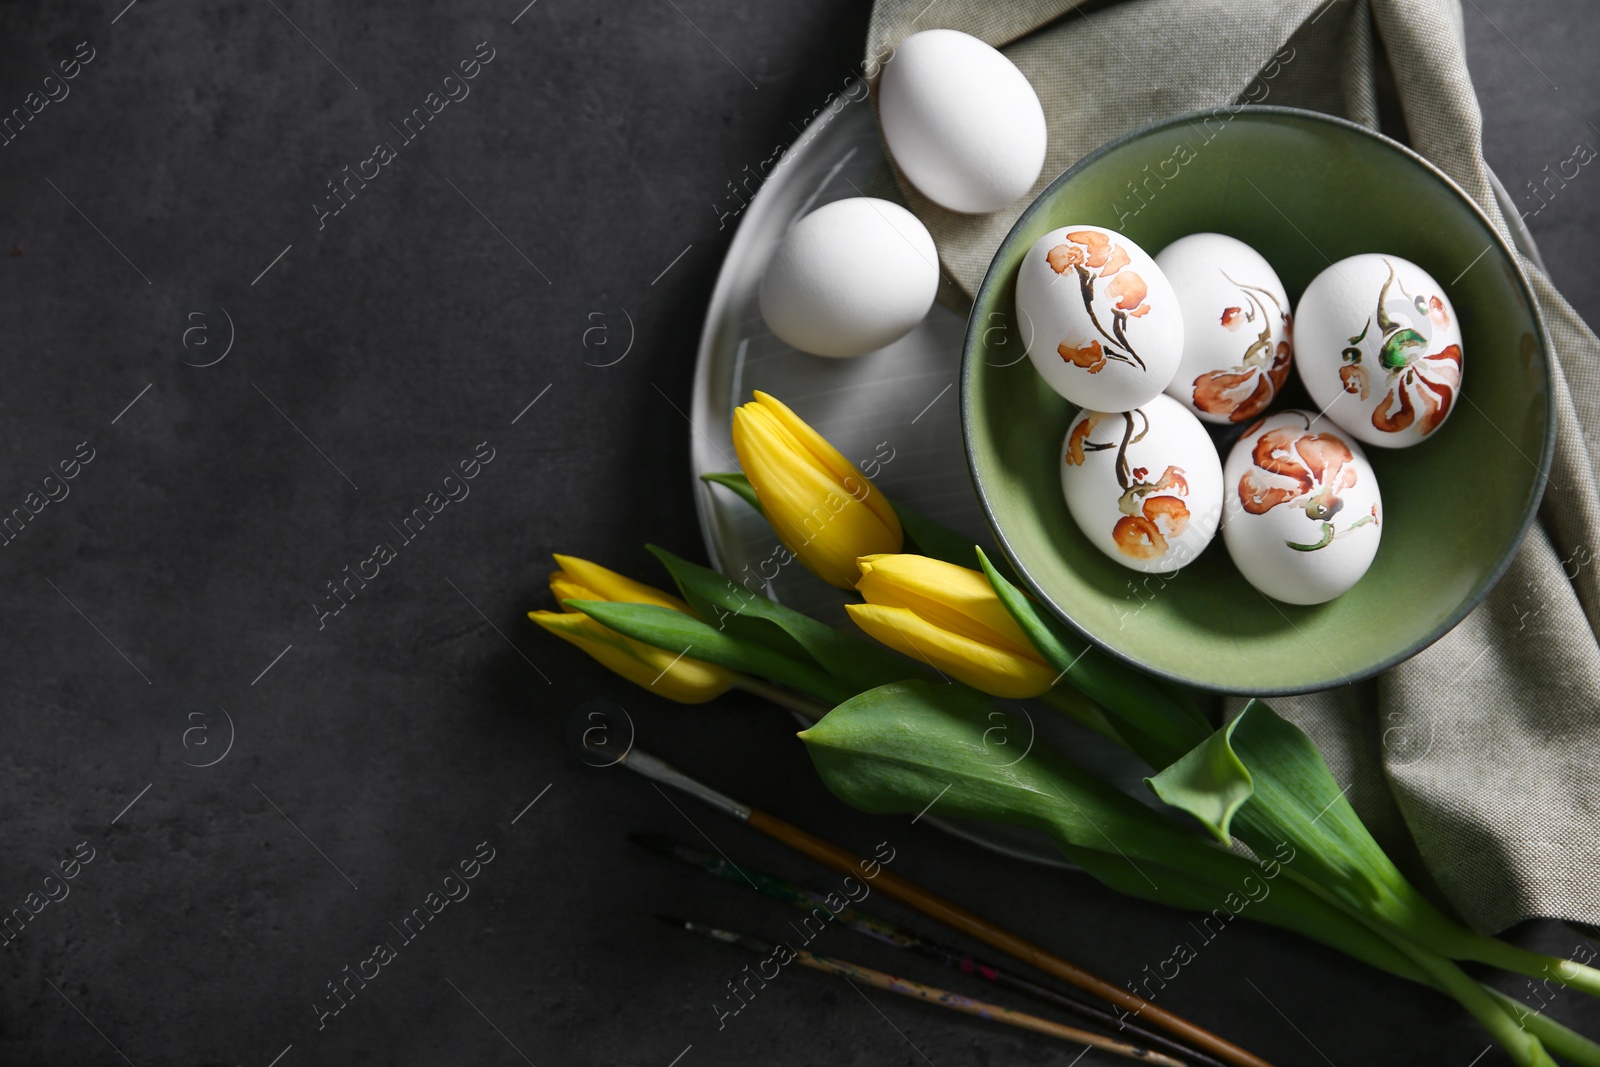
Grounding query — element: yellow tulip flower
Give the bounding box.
[529,554,734,704]
[845,553,1056,699]
[731,391,903,589]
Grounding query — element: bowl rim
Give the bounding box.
[960,104,1557,696]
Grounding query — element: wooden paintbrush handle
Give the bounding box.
[794,949,1188,1067]
[746,808,1278,1067]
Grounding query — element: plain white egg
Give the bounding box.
[878,29,1047,214]
[1222,410,1383,604]
[1294,253,1464,448]
[1018,225,1183,411]
[1060,393,1223,574]
[758,197,939,358]
[1155,233,1294,425]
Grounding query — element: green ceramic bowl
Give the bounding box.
[962,106,1553,695]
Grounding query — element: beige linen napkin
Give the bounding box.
[864,0,1600,934]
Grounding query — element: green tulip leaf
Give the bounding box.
[644,545,816,668]
[565,599,855,706]
[1205,700,1504,980]
[1145,712,1254,845]
[801,680,1263,892]
[1239,722,1600,1005]
[1222,700,1412,913]
[647,544,925,694]
[800,680,1180,862]
[798,679,1440,984]
[700,472,764,516]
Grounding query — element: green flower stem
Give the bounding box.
[1485,986,1600,1067]
[1234,791,1600,999]
[1279,861,1565,1066]
[1039,687,1127,746]
[977,550,1211,763]
[1387,937,1558,1067]
[732,676,833,721]
[1275,859,1600,1066]
[1444,938,1600,999]
[1381,915,1600,998]
[701,471,763,514]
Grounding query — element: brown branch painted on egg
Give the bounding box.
[1046,231,1150,374]
[1192,271,1293,423]
[1065,408,1191,560]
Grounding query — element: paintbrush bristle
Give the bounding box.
[659,915,772,953]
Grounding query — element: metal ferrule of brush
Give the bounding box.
[622,748,752,822]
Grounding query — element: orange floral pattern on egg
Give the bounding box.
[1044,230,1153,373]
[1190,273,1293,423]
[1236,415,1379,552]
[1066,409,1191,560]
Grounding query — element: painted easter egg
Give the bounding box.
[1060,393,1223,573]
[1222,409,1383,604]
[1294,253,1464,448]
[1018,226,1183,411]
[1155,233,1293,424]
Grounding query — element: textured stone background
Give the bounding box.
[0,1,1594,1064]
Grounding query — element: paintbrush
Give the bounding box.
[609,744,1278,1067]
[657,914,1190,1067]
[632,831,1227,1067]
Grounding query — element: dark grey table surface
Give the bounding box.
[1,2,1595,1064]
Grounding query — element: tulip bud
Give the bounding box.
[845,554,1055,699]
[529,554,734,704]
[730,391,903,589]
